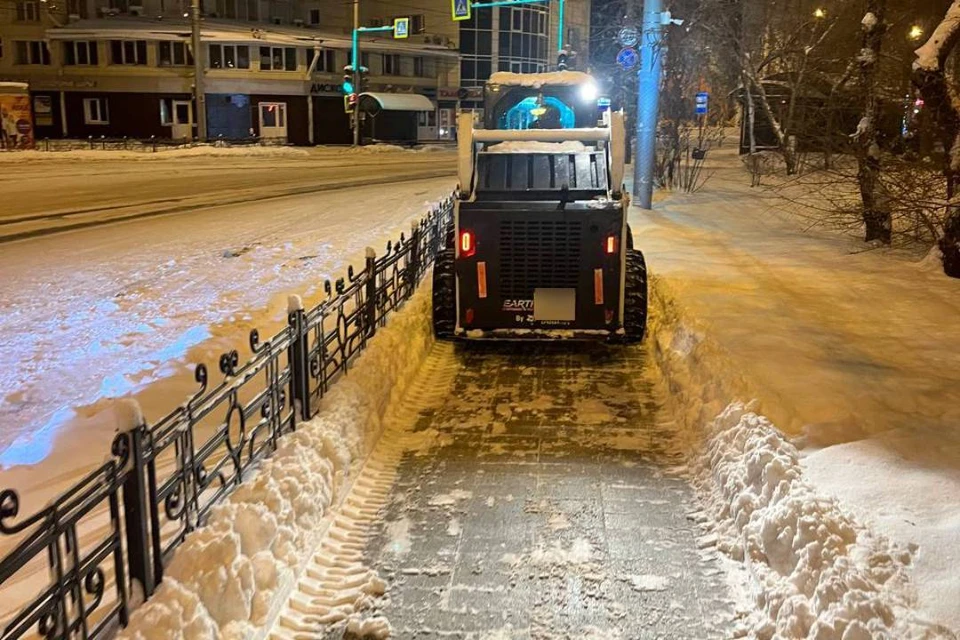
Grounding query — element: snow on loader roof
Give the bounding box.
[487,70,595,88]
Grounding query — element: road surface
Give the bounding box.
[0,148,455,241]
[0,157,455,512]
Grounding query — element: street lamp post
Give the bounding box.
[633,0,664,208]
[352,0,360,146]
[191,0,207,141]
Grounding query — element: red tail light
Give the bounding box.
[605,235,618,255]
[460,230,477,257]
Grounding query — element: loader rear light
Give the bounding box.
[605,235,618,255]
[465,308,475,325]
[459,230,476,257]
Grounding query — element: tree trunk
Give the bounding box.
[856,1,891,244]
[913,1,960,276]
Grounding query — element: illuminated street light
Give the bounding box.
[813,7,826,18]
[909,25,924,41]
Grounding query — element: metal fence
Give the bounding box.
[0,196,453,640]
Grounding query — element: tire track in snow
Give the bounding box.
[267,344,459,638]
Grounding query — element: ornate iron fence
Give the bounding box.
[0,196,453,640]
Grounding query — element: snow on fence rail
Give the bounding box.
[0,196,453,640]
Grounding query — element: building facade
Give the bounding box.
[458,0,590,113]
[0,0,460,144]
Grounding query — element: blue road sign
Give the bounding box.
[394,17,409,38]
[695,91,709,115]
[616,47,639,71]
[452,0,471,21]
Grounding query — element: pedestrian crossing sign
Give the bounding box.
[452,0,471,21]
[394,17,409,38]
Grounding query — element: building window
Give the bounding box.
[308,8,320,25]
[411,14,425,34]
[360,52,370,69]
[306,48,335,73]
[67,0,88,18]
[208,44,250,69]
[367,18,383,27]
[16,0,40,21]
[159,41,192,66]
[83,98,109,124]
[413,56,426,77]
[15,40,50,65]
[64,40,99,65]
[259,46,296,71]
[460,9,493,88]
[110,40,147,65]
[492,5,548,80]
[382,54,400,75]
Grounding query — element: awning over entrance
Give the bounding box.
[359,93,435,114]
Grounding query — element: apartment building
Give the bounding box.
[0,0,460,144]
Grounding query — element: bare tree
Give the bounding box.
[853,1,892,244]
[913,1,960,276]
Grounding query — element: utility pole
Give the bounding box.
[633,0,663,208]
[191,0,207,141]
[352,0,360,146]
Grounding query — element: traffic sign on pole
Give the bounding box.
[695,91,708,115]
[452,0,471,21]
[616,47,639,70]
[618,26,639,47]
[393,17,409,38]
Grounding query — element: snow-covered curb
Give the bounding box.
[117,285,435,640]
[647,276,955,640]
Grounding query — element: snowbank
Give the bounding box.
[647,276,957,640]
[117,285,435,640]
[0,145,316,163]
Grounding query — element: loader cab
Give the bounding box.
[484,73,601,131]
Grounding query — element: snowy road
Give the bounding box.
[0,148,455,240]
[0,171,455,509]
[270,342,739,639]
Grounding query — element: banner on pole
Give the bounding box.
[452,0,471,21]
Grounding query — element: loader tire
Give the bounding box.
[622,249,648,343]
[432,248,456,339]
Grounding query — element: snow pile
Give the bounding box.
[647,277,956,639]
[488,70,594,88]
[0,145,312,163]
[484,140,589,153]
[117,285,435,640]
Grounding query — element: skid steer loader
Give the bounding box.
[433,70,647,342]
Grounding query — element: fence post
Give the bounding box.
[88,135,94,150]
[407,220,421,295]
[119,421,156,601]
[364,248,377,338]
[286,295,311,421]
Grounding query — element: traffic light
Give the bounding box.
[342,65,355,94]
[557,49,569,71]
[344,93,358,114]
[357,65,369,93]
